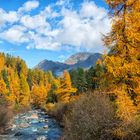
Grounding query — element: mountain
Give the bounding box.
[35,52,102,75]
[35,59,69,75]
[65,52,93,65]
[66,53,102,69]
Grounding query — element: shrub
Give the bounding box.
[47,102,68,126]
[112,116,140,140]
[0,96,13,134]
[63,91,118,140]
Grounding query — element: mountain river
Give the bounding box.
[0,110,63,140]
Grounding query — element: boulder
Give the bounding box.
[11,124,16,131]
[19,122,30,128]
[35,136,47,140]
[29,113,39,119]
[43,125,48,129]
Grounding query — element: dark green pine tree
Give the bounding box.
[76,68,87,93]
[27,69,34,90]
[69,69,78,88]
[1,69,9,89]
[94,61,105,89]
[47,83,57,103]
[85,66,96,90]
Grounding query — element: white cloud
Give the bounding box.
[18,0,39,13]
[80,2,107,19]
[0,1,39,26]
[40,6,60,19]
[26,31,60,50]
[0,0,111,53]
[0,9,18,25]
[4,11,18,23]
[56,1,110,52]
[20,14,50,29]
[0,25,29,43]
[56,0,71,8]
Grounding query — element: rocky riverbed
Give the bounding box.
[0,110,63,140]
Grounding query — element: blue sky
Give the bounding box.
[0,0,110,68]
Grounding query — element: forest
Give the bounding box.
[0,0,140,140]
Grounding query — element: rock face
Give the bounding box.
[65,52,93,65]
[35,52,102,75]
[70,53,102,68]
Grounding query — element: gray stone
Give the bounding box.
[43,125,48,129]
[36,136,47,140]
[19,122,30,128]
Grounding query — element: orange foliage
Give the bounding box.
[56,71,77,103]
[103,0,140,121]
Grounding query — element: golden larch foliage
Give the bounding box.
[56,71,77,103]
[103,0,140,121]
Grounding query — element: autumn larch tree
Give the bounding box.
[103,0,140,121]
[56,71,77,103]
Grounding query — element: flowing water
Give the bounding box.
[0,110,63,140]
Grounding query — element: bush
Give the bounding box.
[112,116,140,140]
[0,96,13,134]
[47,102,68,126]
[63,91,118,140]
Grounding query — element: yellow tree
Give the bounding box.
[31,84,51,107]
[56,71,77,103]
[8,70,20,108]
[103,0,140,120]
[31,85,42,107]
[0,53,5,71]
[19,73,30,107]
[0,78,8,98]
